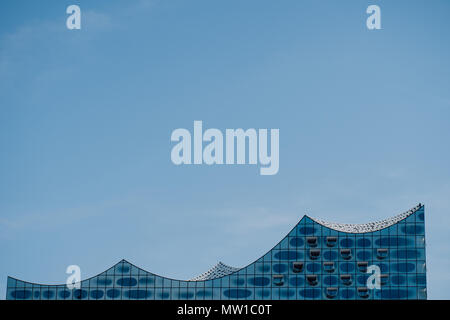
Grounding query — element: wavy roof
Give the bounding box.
[7,204,424,288]
[189,262,240,281]
[309,203,423,233]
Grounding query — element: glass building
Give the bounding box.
[6,204,427,300]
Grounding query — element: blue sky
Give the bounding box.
[1,0,450,299]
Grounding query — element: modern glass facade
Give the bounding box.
[6,204,427,300]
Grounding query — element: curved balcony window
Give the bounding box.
[273,275,284,286]
[325,287,338,299]
[357,261,368,273]
[340,249,352,260]
[323,262,335,273]
[306,275,318,287]
[377,248,388,260]
[292,262,304,273]
[306,237,318,247]
[340,274,352,286]
[357,287,369,299]
[380,274,389,286]
[309,249,321,260]
[326,237,337,247]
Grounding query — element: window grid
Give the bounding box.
[7,206,426,300]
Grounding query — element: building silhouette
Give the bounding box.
[6,204,427,300]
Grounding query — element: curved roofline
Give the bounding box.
[7,260,126,287]
[308,203,423,233]
[7,258,221,286]
[8,204,424,286]
[8,209,306,285]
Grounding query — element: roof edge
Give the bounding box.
[308,203,423,234]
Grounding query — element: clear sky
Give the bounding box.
[1,0,449,299]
